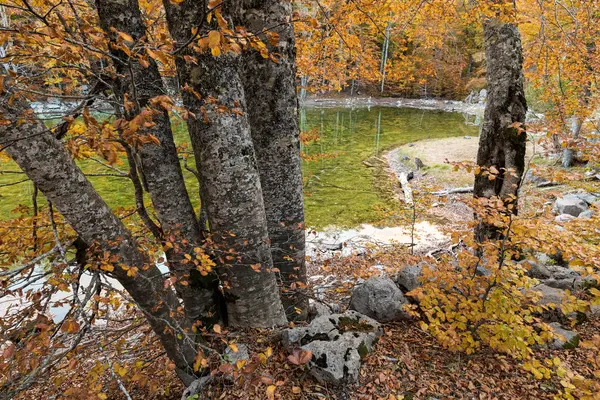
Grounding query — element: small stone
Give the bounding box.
[544,278,582,291]
[308,300,334,319]
[555,195,588,217]
[555,214,575,223]
[525,261,552,280]
[224,343,249,363]
[573,192,598,205]
[548,322,580,350]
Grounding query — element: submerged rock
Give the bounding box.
[281,311,382,385]
[349,276,410,322]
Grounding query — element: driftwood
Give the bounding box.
[399,172,414,204]
[432,187,474,196]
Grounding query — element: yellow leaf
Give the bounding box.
[117,31,134,43]
[208,30,220,48]
[266,385,276,400]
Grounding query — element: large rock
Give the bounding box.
[349,277,410,322]
[525,261,552,280]
[543,266,582,290]
[548,322,580,350]
[555,195,588,217]
[395,263,427,293]
[572,192,598,206]
[532,284,566,307]
[281,311,382,385]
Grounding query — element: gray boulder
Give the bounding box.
[572,192,598,205]
[555,195,588,217]
[525,261,552,280]
[532,284,566,307]
[308,300,335,319]
[349,277,410,322]
[543,266,582,290]
[395,263,426,293]
[281,311,382,385]
[548,322,580,350]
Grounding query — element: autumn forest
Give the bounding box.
[0,0,599,399]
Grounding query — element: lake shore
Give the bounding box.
[301,96,485,115]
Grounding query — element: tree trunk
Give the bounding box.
[94,0,219,324]
[0,95,197,385]
[562,116,583,168]
[162,1,287,327]
[233,0,308,321]
[474,16,527,243]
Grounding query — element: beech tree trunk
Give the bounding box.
[0,95,197,385]
[474,16,527,243]
[233,0,308,320]
[94,0,219,324]
[163,1,287,327]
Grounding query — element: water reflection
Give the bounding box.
[300,106,480,228]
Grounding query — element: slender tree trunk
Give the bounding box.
[0,95,197,385]
[233,0,308,321]
[163,1,286,327]
[474,15,527,243]
[94,0,219,324]
[562,116,583,168]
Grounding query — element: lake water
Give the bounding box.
[0,106,479,228]
[300,106,479,228]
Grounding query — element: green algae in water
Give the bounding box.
[300,107,479,229]
[0,107,478,228]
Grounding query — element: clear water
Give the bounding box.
[300,107,479,228]
[0,107,478,228]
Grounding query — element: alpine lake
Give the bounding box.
[0,106,480,229]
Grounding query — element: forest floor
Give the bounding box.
[18,136,599,400]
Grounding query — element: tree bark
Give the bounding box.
[94,0,219,324]
[162,1,287,327]
[0,94,197,385]
[232,0,308,321]
[474,15,527,243]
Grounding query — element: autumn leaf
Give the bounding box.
[287,348,312,365]
[266,385,276,400]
